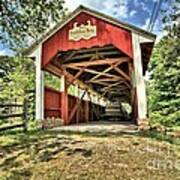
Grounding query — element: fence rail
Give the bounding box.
[0,104,23,107]
[0,100,28,132]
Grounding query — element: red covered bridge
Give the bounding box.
[27,5,156,126]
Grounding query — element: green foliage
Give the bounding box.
[148,29,180,127]
[45,72,61,91]
[0,56,35,102]
[0,0,67,51]
[44,72,77,95]
[148,0,180,127]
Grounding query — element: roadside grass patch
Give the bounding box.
[0,129,179,179]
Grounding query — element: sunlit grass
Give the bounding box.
[0,129,179,179]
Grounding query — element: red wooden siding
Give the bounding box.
[68,95,90,124]
[44,86,61,118]
[42,12,133,67]
[68,95,77,124]
[44,86,105,124]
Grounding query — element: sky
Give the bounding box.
[64,0,165,33]
[0,0,171,56]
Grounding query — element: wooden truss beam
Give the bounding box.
[63,51,77,63]
[88,58,130,82]
[102,81,127,92]
[68,90,87,124]
[110,89,130,95]
[88,81,111,86]
[100,86,128,99]
[101,86,129,92]
[67,66,120,79]
[88,66,114,82]
[46,64,107,100]
[64,51,121,62]
[63,57,129,68]
[62,45,115,55]
[88,77,122,82]
[100,80,131,97]
[110,63,130,81]
[66,53,103,87]
[48,55,132,102]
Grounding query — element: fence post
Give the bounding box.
[23,98,28,132]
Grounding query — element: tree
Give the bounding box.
[0,0,67,51]
[148,0,180,126]
[0,56,16,80]
[148,36,180,126]
[0,56,35,101]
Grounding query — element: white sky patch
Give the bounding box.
[0,49,8,56]
[64,0,87,11]
[103,0,115,11]
[141,17,150,30]
[140,2,151,15]
[130,10,137,17]
[116,4,128,18]
[0,43,14,56]
[153,19,166,43]
[113,1,129,19]
[133,0,151,15]
[65,0,129,19]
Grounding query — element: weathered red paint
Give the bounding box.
[42,12,133,67]
[85,101,89,123]
[44,86,103,125]
[44,86,61,118]
[60,77,69,125]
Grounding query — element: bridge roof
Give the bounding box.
[24,5,156,57]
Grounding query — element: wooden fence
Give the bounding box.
[0,99,28,132]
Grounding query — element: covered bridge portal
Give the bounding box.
[27,6,156,126]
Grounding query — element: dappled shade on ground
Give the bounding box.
[0,129,180,180]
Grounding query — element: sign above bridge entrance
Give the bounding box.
[69,20,97,41]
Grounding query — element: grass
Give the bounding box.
[0,129,180,180]
[172,126,180,131]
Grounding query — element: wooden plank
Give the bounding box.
[100,81,130,97]
[0,113,23,119]
[84,68,119,78]
[66,54,101,87]
[45,108,60,111]
[85,101,89,122]
[0,104,23,108]
[61,75,68,125]
[35,45,44,120]
[67,66,120,79]
[101,86,128,93]
[68,90,86,124]
[89,66,114,82]
[111,64,130,81]
[51,58,130,91]
[88,81,111,86]
[46,64,99,97]
[101,81,125,92]
[88,77,122,83]
[64,51,121,61]
[0,124,24,132]
[88,59,129,82]
[132,32,147,120]
[63,57,128,68]
[23,98,28,132]
[63,51,77,63]
[61,45,115,56]
[128,61,134,117]
[109,90,130,95]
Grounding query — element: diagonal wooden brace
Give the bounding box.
[68,90,87,124]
